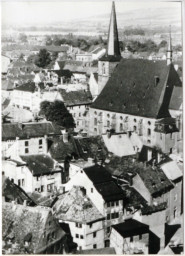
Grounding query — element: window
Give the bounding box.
[94,128,97,133]
[120,123,123,131]
[94,111,97,115]
[36,176,40,181]
[25,148,29,154]
[79,113,81,117]
[107,202,111,207]
[41,185,44,192]
[80,235,83,239]
[139,234,142,240]
[133,126,137,132]
[79,246,82,251]
[130,236,133,242]
[174,194,177,201]
[39,139,42,145]
[25,141,29,146]
[107,120,110,127]
[22,179,25,187]
[91,188,93,193]
[116,201,119,206]
[107,214,111,220]
[170,133,173,139]
[111,213,115,219]
[94,118,97,126]
[93,244,97,249]
[148,121,151,125]
[89,223,93,228]
[18,179,21,186]
[93,232,96,238]
[111,202,114,207]
[170,148,173,154]
[107,114,110,118]
[147,140,151,144]
[107,227,111,234]
[76,234,79,238]
[75,223,78,227]
[147,128,151,136]
[160,133,162,140]
[134,118,137,122]
[74,113,76,117]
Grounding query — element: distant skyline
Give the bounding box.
[1,1,182,26]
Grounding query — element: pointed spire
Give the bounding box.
[167,25,173,65]
[107,2,120,56]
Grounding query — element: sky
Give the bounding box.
[1,0,182,26]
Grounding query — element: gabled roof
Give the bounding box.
[2,176,36,206]
[2,202,65,254]
[91,60,181,118]
[112,219,149,238]
[2,121,60,140]
[60,89,92,106]
[53,186,104,223]
[20,154,58,176]
[2,79,14,91]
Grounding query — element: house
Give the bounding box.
[53,186,105,250]
[2,154,63,194]
[110,219,149,254]
[2,201,66,254]
[159,157,183,222]
[11,82,44,113]
[2,121,61,158]
[65,164,126,246]
[48,70,72,85]
[1,79,15,98]
[1,55,11,74]
[2,175,36,206]
[59,89,92,131]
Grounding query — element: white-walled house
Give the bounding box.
[110,219,149,254]
[2,155,63,194]
[53,186,105,250]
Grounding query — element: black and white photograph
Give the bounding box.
[1,0,184,254]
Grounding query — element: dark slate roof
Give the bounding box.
[2,177,36,206]
[74,136,108,161]
[56,61,66,69]
[95,180,125,202]
[91,60,182,118]
[77,247,116,254]
[20,154,59,176]
[169,85,182,110]
[2,122,60,140]
[14,82,36,93]
[112,219,149,238]
[51,69,72,78]
[83,164,113,184]
[60,89,92,106]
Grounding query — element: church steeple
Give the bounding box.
[167,26,173,65]
[107,1,120,57]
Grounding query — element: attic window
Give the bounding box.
[109,101,113,107]
[154,76,160,86]
[129,91,132,96]
[137,104,140,111]
[143,93,146,98]
[133,82,136,88]
[123,103,126,108]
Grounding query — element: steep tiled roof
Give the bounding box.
[91,60,181,118]
[2,177,36,206]
[2,121,60,140]
[51,69,72,78]
[112,219,149,237]
[169,85,182,110]
[2,202,65,254]
[53,186,104,223]
[20,154,59,176]
[60,89,92,106]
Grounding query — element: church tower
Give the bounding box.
[98,1,122,94]
[167,26,173,65]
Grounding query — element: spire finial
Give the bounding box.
[167,25,172,65]
[107,1,120,56]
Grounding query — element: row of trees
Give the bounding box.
[126,39,168,53]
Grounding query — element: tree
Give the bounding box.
[39,100,75,129]
[45,36,52,46]
[35,49,51,68]
[158,40,167,48]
